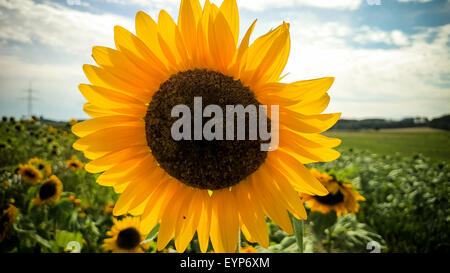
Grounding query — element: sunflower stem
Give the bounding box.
[236,229,241,253]
[292,217,304,253]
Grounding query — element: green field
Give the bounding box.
[325,127,450,162]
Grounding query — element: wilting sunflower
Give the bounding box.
[18,164,43,184]
[66,158,84,171]
[0,204,17,243]
[28,157,52,176]
[300,168,365,216]
[32,175,63,206]
[72,0,341,253]
[103,217,146,253]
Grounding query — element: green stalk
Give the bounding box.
[236,229,241,253]
[292,217,304,253]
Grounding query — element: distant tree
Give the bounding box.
[429,114,450,131]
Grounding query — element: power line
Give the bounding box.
[18,81,39,118]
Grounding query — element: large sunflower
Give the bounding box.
[72,0,341,253]
[103,217,146,253]
[32,175,63,206]
[300,168,365,216]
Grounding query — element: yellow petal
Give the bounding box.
[228,19,256,78]
[248,23,290,87]
[78,84,146,109]
[96,154,153,184]
[140,180,179,234]
[128,171,168,215]
[208,11,236,73]
[114,25,169,81]
[210,189,239,253]
[72,115,144,137]
[267,151,328,196]
[82,103,145,119]
[178,0,202,59]
[92,46,159,90]
[175,189,202,253]
[84,145,149,173]
[262,77,334,102]
[135,11,167,65]
[73,126,146,156]
[241,23,289,87]
[197,191,212,253]
[248,173,293,234]
[288,94,330,115]
[219,0,239,46]
[82,65,150,103]
[279,110,341,133]
[234,181,269,248]
[157,10,182,70]
[157,184,188,251]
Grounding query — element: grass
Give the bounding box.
[324,127,450,162]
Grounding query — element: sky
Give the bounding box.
[0,0,449,121]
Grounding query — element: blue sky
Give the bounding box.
[0,0,449,120]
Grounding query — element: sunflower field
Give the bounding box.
[1,117,448,253]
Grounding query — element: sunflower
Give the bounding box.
[69,118,78,125]
[104,201,115,214]
[72,0,341,253]
[47,125,58,134]
[300,168,365,216]
[240,243,258,253]
[18,164,43,184]
[66,158,84,171]
[32,175,63,206]
[103,217,146,253]
[0,204,17,243]
[28,157,52,176]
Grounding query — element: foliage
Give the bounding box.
[1,117,448,253]
[313,149,450,252]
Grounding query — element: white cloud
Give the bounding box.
[0,0,133,55]
[97,0,363,11]
[0,0,448,120]
[398,0,432,3]
[353,27,411,47]
[280,15,450,118]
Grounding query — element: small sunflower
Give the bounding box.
[33,175,63,206]
[300,168,365,216]
[66,158,84,171]
[240,244,258,253]
[104,201,115,214]
[0,204,17,243]
[73,0,341,253]
[28,157,52,176]
[47,125,58,134]
[18,164,43,184]
[69,118,78,126]
[103,217,146,253]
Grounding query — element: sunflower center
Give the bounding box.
[313,190,345,205]
[145,69,269,190]
[39,182,57,200]
[24,170,36,179]
[116,227,141,250]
